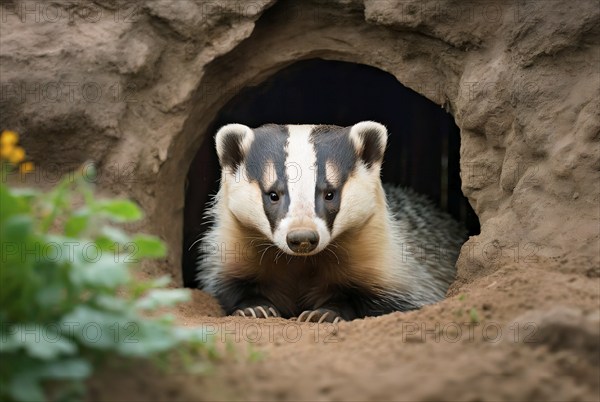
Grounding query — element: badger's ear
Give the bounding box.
[349,121,388,168]
[215,124,253,170]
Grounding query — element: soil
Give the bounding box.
[89,259,600,401]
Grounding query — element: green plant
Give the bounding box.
[0,132,206,401]
[468,308,480,324]
[455,294,480,323]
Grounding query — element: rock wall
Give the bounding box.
[1,0,598,284]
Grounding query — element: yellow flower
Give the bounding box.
[0,143,14,159]
[0,130,18,146]
[7,146,25,164]
[19,161,34,174]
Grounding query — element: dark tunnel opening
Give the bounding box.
[182,59,480,288]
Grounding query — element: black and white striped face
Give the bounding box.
[215,121,387,256]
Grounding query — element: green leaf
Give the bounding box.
[2,215,33,242]
[94,294,129,312]
[0,331,21,353]
[94,226,131,254]
[61,306,131,350]
[78,162,97,184]
[95,199,142,222]
[94,236,116,253]
[129,275,171,298]
[39,178,71,233]
[1,169,194,401]
[135,289,190,310]
[99,226,131,245]
[11,325,77,360]
[36,284,64,307]
[39,358,92,380]
[43,234,86,265]
[10,187,40,197]
[64,209,90,237]
[117,320,178,356]
[130,234,166,259]
[469,307,480,323]
[0,184,30,223]
[8,372,45,402]
[70,255,130,288]
[150,275,172,288]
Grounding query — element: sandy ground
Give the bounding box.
[89,259,600,401]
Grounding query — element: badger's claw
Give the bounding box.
[233,306,280,318]
[297,308,343,324]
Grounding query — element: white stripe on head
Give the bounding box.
[272,125,329,255]
[269,125,333,255]
[325,160,341,187]
[262,158,277,190]
[285,125,317,223]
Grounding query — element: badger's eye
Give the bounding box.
[269,192,280,202]
[324,191,335,201]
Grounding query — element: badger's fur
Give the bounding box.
[196,122,466,322]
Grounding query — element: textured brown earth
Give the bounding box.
[89,259,600,401]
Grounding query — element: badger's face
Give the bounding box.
[215,121,387,256]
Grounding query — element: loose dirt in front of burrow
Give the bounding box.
[90,261,600,401]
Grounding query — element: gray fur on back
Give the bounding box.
[384,183,467,288]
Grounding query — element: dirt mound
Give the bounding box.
[89,262,599,401]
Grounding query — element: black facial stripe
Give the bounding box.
[245,124,290,232]
[310,125,357,231]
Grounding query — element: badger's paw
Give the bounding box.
[296,309,343,324]
[233,306,280,318]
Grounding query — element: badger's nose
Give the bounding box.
[286,230,319,253]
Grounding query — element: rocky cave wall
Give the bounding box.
[1,0,598,285]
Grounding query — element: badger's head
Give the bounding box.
[215,122,387,256]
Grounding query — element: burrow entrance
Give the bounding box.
[182,59,479,288]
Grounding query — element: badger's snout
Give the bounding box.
[286,229,319,254]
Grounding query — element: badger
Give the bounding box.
[195,121,466,323]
